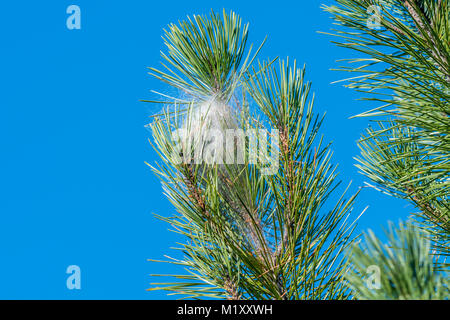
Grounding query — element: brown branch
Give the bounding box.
[218,170,270,259]
[275,126,295,260]
[219,165,288,299]
[183,164,210,219]
[406,185,449,231]
[224,277,241,300]
[402,0,449,80]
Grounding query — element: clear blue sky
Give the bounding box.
[0,0,411,299]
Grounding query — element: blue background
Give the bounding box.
[0,0,411,299]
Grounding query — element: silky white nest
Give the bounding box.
[179,97,239,165]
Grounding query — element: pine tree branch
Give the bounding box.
[224,277,241,300]
[147,10,360,300]
[406,185,449,232]
[182,164,211,220]
[402,0,449,80]
[218,169,288,300]
[275,125,294,259]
